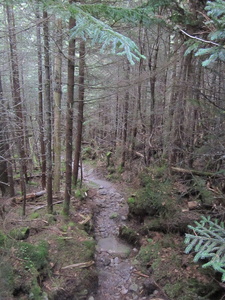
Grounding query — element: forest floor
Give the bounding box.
[0,162,225,299]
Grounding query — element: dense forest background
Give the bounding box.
[1,0,225,214]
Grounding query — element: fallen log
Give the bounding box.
[33,200,63,211]
[171,167,224,178]
[12,190,46,204]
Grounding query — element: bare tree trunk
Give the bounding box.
[6,4,26,214]
[0,72,9,196]
[121,62,130,168]
[43,10,53,214]
[53,18,62,193]
[36,6,46,189]
[63,10,76,216]
[73,40,85,186]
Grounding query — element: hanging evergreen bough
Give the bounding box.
[69,4,146,65]
[34,0,147,64]
[185,216,225,281]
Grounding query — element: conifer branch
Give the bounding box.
[185,216,225,281]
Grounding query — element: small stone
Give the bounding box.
[143,279,157,295]
[103,257,111,266]
[88,296,95,300]
[99,190,107,195]
[132,248,138,252]
[99,186,104,189]
[121,286,128,295]
[153,290,159,295]
[121,216,127,221]
[114,257,120,264]
[129,283,139,292]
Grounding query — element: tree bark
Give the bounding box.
[53,18,63,193]
[43,10,53,214]
[36,6,46,190]
[121,62,130,168]
[73,40,85,186]
[63,9,76,216]
[0,72,9,196]
[6,4,26,214]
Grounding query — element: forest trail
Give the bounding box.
[83,166,167,300]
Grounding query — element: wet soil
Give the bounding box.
[83,167,167,300]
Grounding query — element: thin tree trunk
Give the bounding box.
[36,6,46,189]
[121,62,130,168]
[63,10,76,216]
[43,10,53,214]
[6,4,26,214]
[0,72,9,196]
[53,18,62,193]
[73,40,85,186]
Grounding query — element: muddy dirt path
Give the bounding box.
[83,167,167,300]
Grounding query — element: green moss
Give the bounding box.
[44,214,57,225]
[0,231,6,247]
[127,172,175,218]
[0,259,14,297]
[29,280,42,300]
[127,197,135,204]
[136,241,159,265]
[119,226,140,246]
[17,241,48,271]
[9,227,29,240]
[82,239,96,259]
[30,212,40,219]
[109,212,118,219]
[75,186,88,200]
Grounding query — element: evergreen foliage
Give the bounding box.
[70,5,145,65]
[185,216,225,281]
[191,0,225,65]
[41,0,149,64]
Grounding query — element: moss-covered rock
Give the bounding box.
[127,173,175,220]
[119,225,141,246]
[9,227,30,240]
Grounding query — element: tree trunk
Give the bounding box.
[63,10,76,216]
[121,62,130,168]
[0,72,9,196]
[36,6,46,189]
[53,18,62,193]
[43,10,53,214]
[73,40,85,186]
[6,4,26,214]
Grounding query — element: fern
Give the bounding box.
[185,216,225,281]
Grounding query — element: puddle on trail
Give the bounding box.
[97,237,131,258]
[84,167,167,300]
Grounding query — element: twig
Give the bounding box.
[133,270,149,278]
[180,28,220,46]
[61,260,95,270]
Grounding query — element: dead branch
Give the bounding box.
[78,214,92,225]
[33,200,63,211]
[61,260,95,270]
[133,270,149,278]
